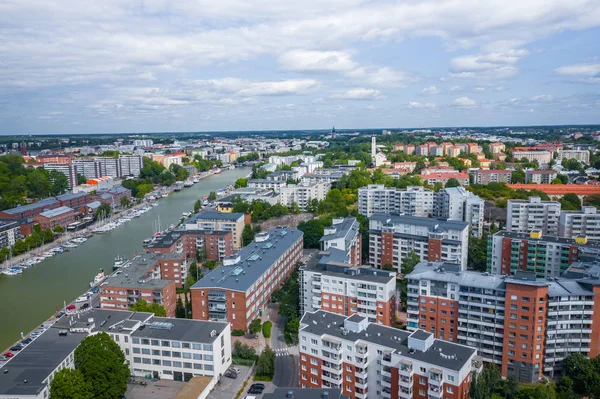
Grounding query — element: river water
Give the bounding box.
[0,167,249,350]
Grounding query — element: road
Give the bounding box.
[268,304,299,388]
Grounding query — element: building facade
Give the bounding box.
[558,150,590,164]
[512,151,552,165]
[32,206,75,230]
[358,185,436,218]
[146,229,234,261]
[471,169,512,185]
[559,206,600,240]
[191,227,303,330]
[438,187,485,238]
[320,217,362,267]
[0,219,23,249]
[525,170,558,184]
[185,211,250,249]
[369,214,469,271]
[298,310,478,399]
[280,182,330,211]
[43,163,79,188]
[507,197,561,236]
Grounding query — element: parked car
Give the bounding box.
[81,303,90,309]
[10,345,22,352]
[2,352,14,358]
[229,366,241,374]
[66,304,76,310]
[0,356,9,361]
[248,385,264,395]
[21,338,32,345]
[224,371,238,379]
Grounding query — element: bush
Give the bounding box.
[255,346,275,381]
[233,341,257,360]
[232,329,245,336]
[262,321,272,338]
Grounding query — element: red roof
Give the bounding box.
[507,184,600,195]
[418,172,469,180]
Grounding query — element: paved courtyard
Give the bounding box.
[124,379,186,399]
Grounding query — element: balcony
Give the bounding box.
[381,388,391,399]
[428,384,443,398]
[429,369,443,386]
[207,295,226,302]
[399,388,412,399]
[355,378,367,389]
[399,375,413,389]
[322,373,341,384]
[322,364,342,375]
[355,367,368,379]
[381,377,391,388]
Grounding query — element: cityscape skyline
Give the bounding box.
[1,0,599,135]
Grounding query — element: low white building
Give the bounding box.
[279,182,330,210]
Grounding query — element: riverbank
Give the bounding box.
[0,167,250,351]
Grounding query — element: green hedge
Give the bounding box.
[231,329,245,336]
[262,321,272,338]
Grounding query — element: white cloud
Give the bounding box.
[450,48,529,79]
[332,88,382,100]
[422,86,439,95]
[453,96,477,106]
[408,101,436,109]
[530,94,554,101]
[278,50,357,73]
[554,63,600,76]
[473,87,486,92]
[494,86,505,92]
[449,85,462,92]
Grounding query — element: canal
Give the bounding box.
[0,167,249,350]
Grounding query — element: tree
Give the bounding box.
[74,332,129,399]
[48,170,70,195]
[382,263,395,271]
[468,235,488,272]
[445,178,460,188]
[249,318,262,335]
[208,191,217,201]
[289,201,301,214]
[95,203,111,220]
[297,216,333,248]
[400,250,420,275]
[234,178,248,188]
[194,199,201,213]
[120,196,131,208]
[242,224,255,246]
[511,169,525,183]
[175,296,186,318]
[255,346,275,380]
[204,260,218,270]
[50,368,94,399]
[563,353,600,395]
[130,300,167,316]
[561,193,582,211]
[233,341,257,359]
[470,364,501,399]
[53,225,65,234]
[77,173,88,185]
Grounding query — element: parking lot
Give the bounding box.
[207,365,267,399]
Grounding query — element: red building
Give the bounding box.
[0,198,59,220]
[56,192,92,213]
[32,206,75,230]
[145,229,234,261]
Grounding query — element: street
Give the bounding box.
[267,304,299,388]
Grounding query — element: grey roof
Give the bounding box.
[146,229,230,249]
[495,230,600,249]
[302,249,395,284]
[410,330,433,340]
[187,210,245,223]
[102,253,184,289]
[263,388,348,399]
[86,200,102,210]
[248,179,287,183]
[38,206,73,218]
[300,310,476,372]
[320,217,359,248]
[191,227,303,292]
[0,326,86,397]
[1,197,58,215]
[132,317,228,343]
[370,213,469,231]
[56,192,89,201]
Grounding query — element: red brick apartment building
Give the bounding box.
[32,206,75,230]
[406,260,600,383]
[56,192,92,213]
[145,229,234,261]
[190,227,303,330]
[0,197,59,220]
[299,310,479,399]
[99,253,187,317]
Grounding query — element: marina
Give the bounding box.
[0,167,249,350]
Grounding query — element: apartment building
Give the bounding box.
[559,206,600,240]
[248,179,288,192]
[486,230,600,277]
[471,169,512,185]
[280,182,330,211]
[507,197,561,236]
[56,192,92,213]
[489,142,506,154]
[420,167,458,176]
[558,149,590,164]
[321,217,362,267]
[525,170,558,184]
[43,163,79,188]
[369,214,469,271]
[190,227,303,330]
[0,219,23,249]
[146,229,234,261]
[418,172,470,187]
[185,211,250,249]
[407,260,600,382]
[119,155,144,177]
[302,171,347,185]
[512,150,552,165]
[99,252,187,315]
[439,187,485,238]
[358,185,436,218]
[72,159,103,179]
[300,249,396,326]
[0,309,231,399]
[298,310,478,399]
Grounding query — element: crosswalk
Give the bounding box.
[274,347,289,357]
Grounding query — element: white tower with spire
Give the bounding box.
[371,136,376,162]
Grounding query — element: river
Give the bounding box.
[0,167,249,350]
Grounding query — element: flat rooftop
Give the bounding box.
[187,211,245,223]
[38,206,74,218]
[102,253,183,289]
[1,197,58,215]
[132,317,228,343]
[192,227,303,292]
[370,213,469,231]
[146,229,230,249]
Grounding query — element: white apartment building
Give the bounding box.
[279,182,330,210]
[525,170,558,184]
[559,206,600,240]
[507,197,561,236]
[119,155,144,177]
[369,214,469,271]
[320,217,362,266]
[248,179,288,192]
[511,150,552,165]
[0,309,231,399]
[298,310,478,399]
[299,249,396,326]
[358,185,436,218]
[43,163,79,188]
[558,149,590,164]
[439,187,485,238]
[133,139,153,147]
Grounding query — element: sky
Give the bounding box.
[1,0,600,135]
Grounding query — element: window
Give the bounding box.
[193,353,202,360]
[162,340,170,347]
[141,348,151,355]
[172,341,181,348]
[192,343,201,350]
[172,351,181,358]
[446,386,454,393]
[194,363,203,370]
[162,350,171,357]
[142,358,151,364]
[184,362,192,369]
[447,375,455,382]
[183,353,192,359]
[133,347,141,354]
[132,337,140,344]
[151,339,159,346]
[163,360,172,366]
[311,358,318,365]
[134,357,141,364]
[205,355,213,361]
[203,344,213,351]
[152,350,160,356]
[183,343,191,349]
[205,365,213,371]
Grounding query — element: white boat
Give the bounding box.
[63,242,77,248]
[192,175,200,183]
[182,212,191,217]
[113,255,126,270]
[184,180,193,187]
[89,270,106,288]
[72,237,87,243]
[2,268,20,276]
